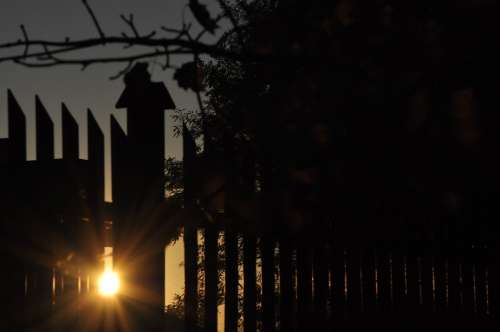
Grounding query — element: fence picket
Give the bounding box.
[297,244,313,330]
[243,235,257,332]
[204,224,218,332]
[225,228,239,332]
[279,238,294,331]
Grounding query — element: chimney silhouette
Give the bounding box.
[115,62,175,207]
[112,63,176,314]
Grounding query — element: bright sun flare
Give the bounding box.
[98,271,120,296]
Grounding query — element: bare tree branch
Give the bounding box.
[12,49,187,69]
[2,44,94,64]
[0,36,215,56]
[0,32,323,76]
[0,36,218,64]
[0,0,266,76]
[0,2,313,75]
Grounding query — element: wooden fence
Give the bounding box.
[179,223,498,332]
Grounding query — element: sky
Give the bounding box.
[0,0,221,201]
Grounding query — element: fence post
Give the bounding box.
[346,247,362,319]
[184,222,199,332]
[243,235,257,332]
[447,248,461,314]
[297,243,313,330]
[279,237,294,331]
[224,226,239,332]
[361,246,376,315]
[488,243,500,319]
[204,224,219,332]
[330,244,346,321]
[434,246,447,314]
[378,245,393,314]
[313,242,329,327]
[183,120,199,331]
[261,235,275,332]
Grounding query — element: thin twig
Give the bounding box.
[160,26,185,35]
[161,24,192,41]
[80,61,91,71]
[109,61,134,80]
[81,0,106,40]
[20,25,29,57]
[119,14,156,39]
[120,14,140,38]
[41,44,58,61]
[163,46,170,70]
[144,31,157,38]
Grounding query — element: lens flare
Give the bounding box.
[98,271,120,296]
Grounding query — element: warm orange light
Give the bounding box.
[98,271,120,296]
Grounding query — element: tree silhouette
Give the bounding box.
[195,0,500,241]
[4,0,500,329]
[180,1,500,327]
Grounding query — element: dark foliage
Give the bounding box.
[196,0,500,244]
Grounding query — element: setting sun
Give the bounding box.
[98,271,120,297]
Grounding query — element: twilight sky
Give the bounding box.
[0,0,222,201]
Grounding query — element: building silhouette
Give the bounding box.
[0,63,175,328]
